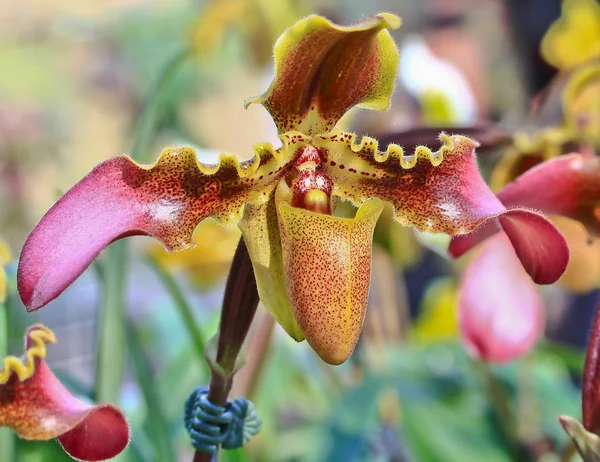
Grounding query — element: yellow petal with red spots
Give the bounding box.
[563,61,600,145]
[277,197,384,365]
[238,199,304,341]
[245,13,401,134]
[18,133,310,311]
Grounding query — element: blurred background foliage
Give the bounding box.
[0,0,598,460]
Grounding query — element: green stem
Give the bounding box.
[145,255,209,377]
[0,302,15,462]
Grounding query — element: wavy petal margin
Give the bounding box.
[18,135,308,311]
[497,153,600,234]
[0,325,130,461]
[245,13,400,134]
[277,195,384,365]
[314,132,508,234]
[458,234,543,363]
[313,130,569,284]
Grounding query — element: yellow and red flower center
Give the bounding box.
[291,145,333,214]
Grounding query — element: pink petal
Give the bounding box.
[459,233,544,363]
[449,209,569,285]
[18,142,297,311]
[497,154,600,234]
[0,326,130,461]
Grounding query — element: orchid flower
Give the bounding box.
[457,233,543,362]
[541,0,600,72]
[17,14,569,365]
[0,325,129,461]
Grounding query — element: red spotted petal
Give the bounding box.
[18,138,304,311]
[0,325,130,461]
[497,153,600,234]
[449,209,570,284]
[314,131,569,284]
[277,196,384,365]
[246,14,401,134]
[459,234,544,363]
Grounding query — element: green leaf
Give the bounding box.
[127,320,176,462]
[0,302,15,462]
[145,255,209,377]
[96,242,128,404]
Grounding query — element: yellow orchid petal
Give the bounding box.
[238,198,304,341]
[0,269,6,304]
[412,277,459,344]
[277,197,384,365]
[563,60,600,145]
[541,0,600,71]
[0,240,10,267]
[245,13,401,134]
[552,215,600,293]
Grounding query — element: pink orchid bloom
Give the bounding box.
[17,14,568,365]
[0,325,130,461]
[458,233,543,363]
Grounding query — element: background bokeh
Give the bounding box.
[1,0,597,461]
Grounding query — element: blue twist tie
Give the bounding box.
[184,386,262,454]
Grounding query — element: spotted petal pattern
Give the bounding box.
[277,196,384,365]
[246,14,401,134]
[18,134,309,311]
[314,131,569,284]
[0,325,130,461]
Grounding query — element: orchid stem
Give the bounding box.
[193,239,259,462]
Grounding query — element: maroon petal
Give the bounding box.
[459,234,544,363]
[18,141,299,311]
[57,405,130,461]
[497,154,600,234]
[449,209,569,284]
